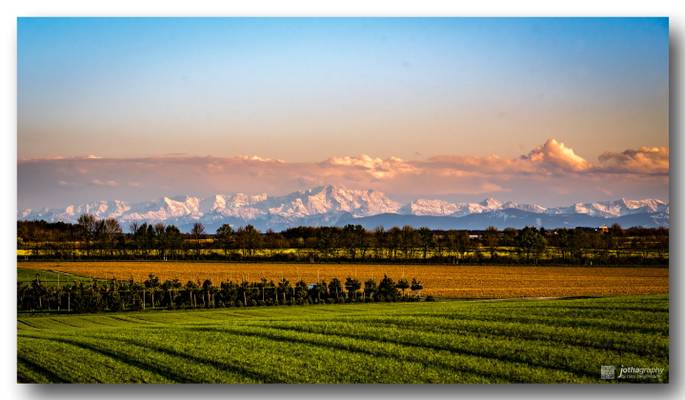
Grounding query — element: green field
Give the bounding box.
[17,268,105,287]
[18,295,669,383]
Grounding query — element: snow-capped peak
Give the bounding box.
[480,197,502,209]
[18,188,669,232]
[263,185,401,218]
[546,198,668,218]
[400,197,547,217]
[399,199,461,216]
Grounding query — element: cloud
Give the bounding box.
[323,154,418,179]
[235,155,284,163]
[480,182,510,193]
[424,154,523,176]
[204,162,226,174]
[522,138,589,172]
[90,179,119,187]
[425,138,666,177]
[18,138,668,209]
[596,146,669,175]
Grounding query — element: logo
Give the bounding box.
[617,365,665,380]
[601,365,616,380]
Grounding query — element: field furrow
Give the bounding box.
[18,295,669,383]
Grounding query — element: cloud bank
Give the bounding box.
[596,146,669,175]
[18,139,669,209]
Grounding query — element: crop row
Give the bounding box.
[18,295,669,383]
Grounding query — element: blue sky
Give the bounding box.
[18,17,668,160]
[17,17,669,207]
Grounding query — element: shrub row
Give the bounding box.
[17,274,426,314]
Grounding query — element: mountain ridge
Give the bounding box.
[19,185,669,232]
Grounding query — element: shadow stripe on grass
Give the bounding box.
[502,305,668,314]
[19,335,175,383]
[184,325,590,383]
[385,310,668,336]
[17,355,68,383]
[311,317,669,358]
[17,320,40,329]
[101,336,286,383]
[224,323,656,379]
[24,332,282,383]
[33,336,199,383]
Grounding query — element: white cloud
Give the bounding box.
[324,154,418,179]
[90,179,119,187]
[235,155,284,163]
[521,138,589,172]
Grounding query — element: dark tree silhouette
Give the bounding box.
[77,214,97,257]
[397,277,410,297]
[191,223,205,259]
[344,277,361,300]
[216,224,234,257]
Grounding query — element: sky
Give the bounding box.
[17,17,669,209]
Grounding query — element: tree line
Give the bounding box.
[17,273,427,314]
[17,215,669,265]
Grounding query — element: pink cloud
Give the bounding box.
[425,138,666,177]
[90,179,119,187]
[596,146,669,174]
[323,154,418,179]
[18,138,668,209]
[522,138,589,172]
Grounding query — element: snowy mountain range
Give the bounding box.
[19,185,669,232]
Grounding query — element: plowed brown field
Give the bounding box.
[17,262,668,298]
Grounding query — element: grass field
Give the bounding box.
[17,268,108,287]
[17,294,669,383]
[18,262,669,298]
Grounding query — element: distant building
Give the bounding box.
[598,225,609,233]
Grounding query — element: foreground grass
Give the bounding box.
[18,295,669,383]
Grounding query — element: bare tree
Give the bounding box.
[77,214,97,258]
[102,218,122,257]
[191,223,205,259]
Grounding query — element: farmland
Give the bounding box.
[18,262,669,298]
[17,294,669,383]
[17,267,107,287]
